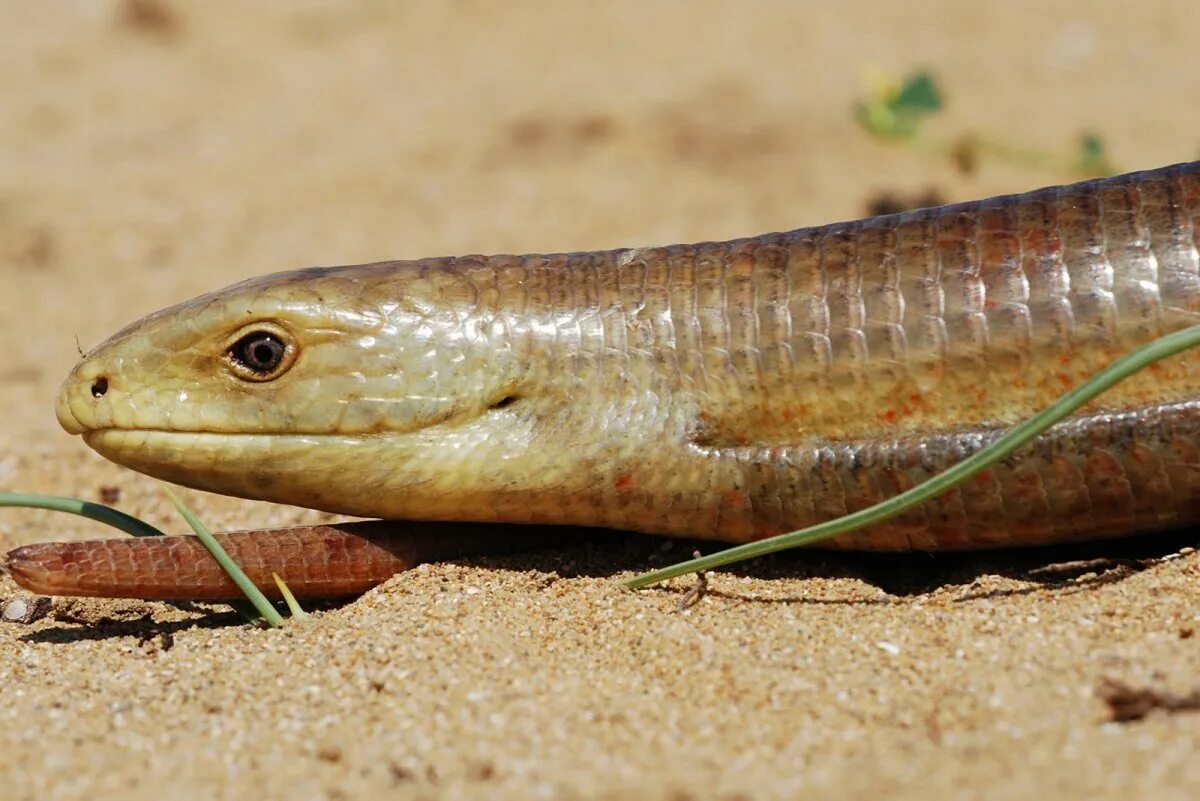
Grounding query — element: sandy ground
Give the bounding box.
[3,2,1200,799]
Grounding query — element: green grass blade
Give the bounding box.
[1,490,263,623]
[625,324,1200,589]
[164,489,284,627]
[0,493,167,538]
[272,573,308,619]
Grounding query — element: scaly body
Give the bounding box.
[12,162,1200,598]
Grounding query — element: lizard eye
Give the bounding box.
[226,326,295,381]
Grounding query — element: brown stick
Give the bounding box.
[3,521,583,601]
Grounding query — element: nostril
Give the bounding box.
[91,377,108,398]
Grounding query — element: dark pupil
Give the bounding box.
[235,333,285,373]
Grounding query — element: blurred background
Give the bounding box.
[4,9,1200,797]
[3,0,1200,449]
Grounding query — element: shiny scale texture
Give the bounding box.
[24,162,1200,598]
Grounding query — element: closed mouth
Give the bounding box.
[82,428,382,444]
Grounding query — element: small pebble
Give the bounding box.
[138,631,175,655]
[316,744,344,763]
[2,595,52,624]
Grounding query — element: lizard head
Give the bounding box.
[55,260,541,518]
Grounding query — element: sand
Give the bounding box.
[3,2,1200,799]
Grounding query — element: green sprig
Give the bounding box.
[273,572,308,619]
[0,493,166,538]
[163,489,284,627]
[855,70,943,140]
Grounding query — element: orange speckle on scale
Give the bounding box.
[724,490,745,507]
[614,473,636,492]
[781,403,809,422]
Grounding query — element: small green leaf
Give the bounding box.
[1075,133,1114,176]
[855,70,944,140]
[892,71,942,113]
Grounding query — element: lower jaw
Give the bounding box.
[81,428,409,516]
[77,428,555,523]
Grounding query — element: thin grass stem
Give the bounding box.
[625,324,1200,588]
